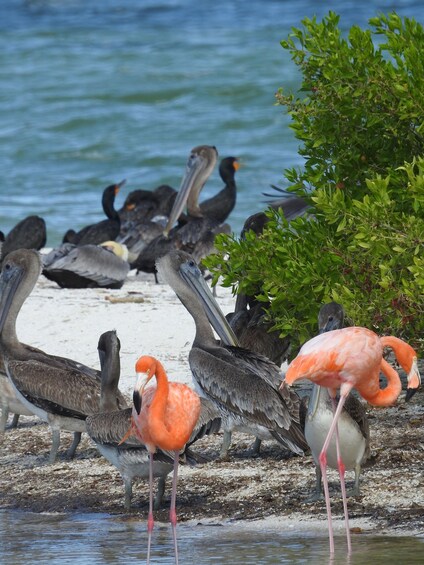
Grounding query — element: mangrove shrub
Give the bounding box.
[205,12,424,356]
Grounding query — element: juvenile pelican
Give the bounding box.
[132,146,221,280]
[0,249,127,462]
[163,145,219,236]
[156,250,307,459]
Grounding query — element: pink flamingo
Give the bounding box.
[122,355,200,564]
[283,327,420,554]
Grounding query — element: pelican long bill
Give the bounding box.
[163,146,218,237]
[179,257,239,347]
[0,258,32,333]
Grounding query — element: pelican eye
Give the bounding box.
[3,263,11,270]
[188,260,195,267]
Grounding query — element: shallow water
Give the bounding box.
[2,1,424,245]
[1,510,424,564]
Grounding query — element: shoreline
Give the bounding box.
[1,266,423,538]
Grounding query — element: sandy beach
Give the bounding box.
[1,261,423,540]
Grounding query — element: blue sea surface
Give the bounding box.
[1,0,424,246]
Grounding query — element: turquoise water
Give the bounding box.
[2,1,424,246]
[2,510,424,564]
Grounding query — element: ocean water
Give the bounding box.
[2,0,424,247]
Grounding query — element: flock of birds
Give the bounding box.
[0,145,421,562]
[1,145,243,289]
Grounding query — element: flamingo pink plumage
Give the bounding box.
[123,355,201,564]
[283,326,420,554]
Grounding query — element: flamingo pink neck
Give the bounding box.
[148,361,174,449]
[380,336,415,372]
[361,358,402,407]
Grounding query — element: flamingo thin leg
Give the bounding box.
[170,451,180,565]
[330,394,352,554]
[147,452,154,564]
[318,383,352,554]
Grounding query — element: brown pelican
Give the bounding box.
[156,250,308,459]
[163,153,238,236]
[116,146,218,278]
[302,302,371,500]
[85,330,174,510]
[163,145,219,236]
[42,240,130,289]
[63,180,125,246]
[0,215,47,264]
[86,330,221,510]
[0,250,43,432]
[0,249,127,462]
[195,155,239,223]
[133,149,238,280]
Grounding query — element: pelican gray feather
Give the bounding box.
[42,241,130,289]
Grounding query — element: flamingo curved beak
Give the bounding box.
[133,371,149,414]
[405,357,421,401]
